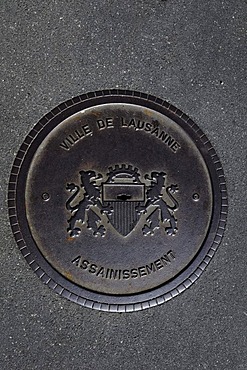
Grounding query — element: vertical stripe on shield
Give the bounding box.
[110,201,140,236]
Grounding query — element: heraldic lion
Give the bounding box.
[136,171,179,236]
[66,170,111,237]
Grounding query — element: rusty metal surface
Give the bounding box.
[8,91,227,310]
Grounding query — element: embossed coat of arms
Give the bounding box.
[66,165,179,237]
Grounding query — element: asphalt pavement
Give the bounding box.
[1,1,246,369]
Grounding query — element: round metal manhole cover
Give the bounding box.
[8,90,227,312]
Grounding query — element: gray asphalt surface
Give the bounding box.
[1,1,246,369]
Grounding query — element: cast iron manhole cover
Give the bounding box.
[8,90,227,312]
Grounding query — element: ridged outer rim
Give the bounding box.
[8,89,228,312]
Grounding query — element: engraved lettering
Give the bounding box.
[69,134,79,143]
[82,124,92,135]
[66,137,74,145]
[121,117,128,127]
[131,268,138,278]
[151,127,159,137]
[96,267,105,277]
[60,117,181,152]
[60,140,70,151]
[81,259,89,269]
[128,118,136,128]
[75,129,84,138]
[164,135,175,147]
[109,269,119,279]
[144,122,152,132]
[154,259,163,270]
[97,119,106,130]
[106,117,114,127]
[170,141,181,153]
[158,131,168,141]
[137,120,145,130]
[89,264,97,273]
[97,118,114,130]
[167,250,175,259]
[105,268,110,279]
[59,124,92,151]
[72,256,82,267]
[160,256,169,265]
[122,269,130,279]
[138,266,147,277]
[146,263,155,274]
[120,116,181,152]
[72,250,176,280]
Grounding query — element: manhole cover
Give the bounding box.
[8,90,227,312]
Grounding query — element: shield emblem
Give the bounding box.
[102,181,145,236]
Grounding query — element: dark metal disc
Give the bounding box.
[8,90,227,312]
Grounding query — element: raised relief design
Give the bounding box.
[66,165,179,238]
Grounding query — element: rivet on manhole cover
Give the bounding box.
[8,90,228,312]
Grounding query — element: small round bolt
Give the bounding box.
[42,192,50,201]
[192,193,200,201]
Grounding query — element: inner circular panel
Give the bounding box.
[25,103,213,295]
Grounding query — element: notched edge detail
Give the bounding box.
[8,89,228,313]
